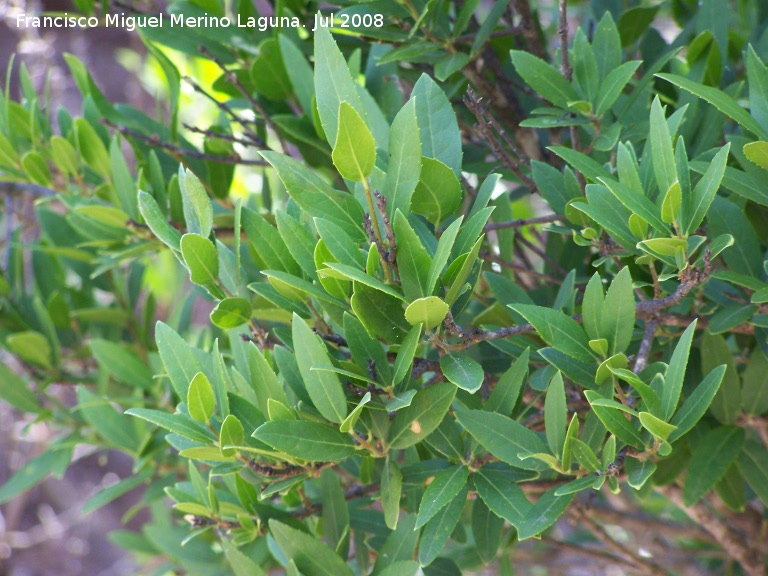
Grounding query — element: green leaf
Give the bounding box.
[180,233,219,286]
[625,458,657,490]
[410,157,462,226]
[661,182,682,224]
[595,61,641,116]
[585,391,645,448]
[544,372,567,458]
[656,73,768,140]
[7,331,51,369]
[313,26,363,146]
[382,458,403,530]
[222,539,268,576]
[74,118,110,178]
[332,102,376,182]
[0,446,72,504]
[82,469,152,514]
[415,465,469,528]
[394,211,431,301]
[322,263,405,301]
[253,420,355,461]
[270,520,354,576]
[219,415,244,457]
[261,151,365,241]
[374,514,419,573]
[474,467,532,527]
[455,408,550,471]
[661,320,697,421]
[411,74,462,176]
[241,207,300,275]
[250,38,291,101]
[340,392,371,434]
[405,297,449,329]
[510,50,579,108]
[650,96,678,200]
[440,353,484,393]
[343,312,391,384]
[743,141,768,170]
[617,5,659,46]
[509,304,593,362]
[351,282,409,343]
[601,267,635,355]
[90,338,153,389]
[742,348,768,416]
[484,348,529,416]
[418,485,467,566]
[138,190,181,251]
[668,365,726,442]
[125,408,215,445]
[210,298,252,329]
[392,324,422,386]
[581,273,604,342]
[517,487,574,540]
[597,176,668,233]
[701,332,742,424]
[708,304,757,335]
[77,387,141,451]
[737,439,768,506]
[388,383,457,449]
[747,44,768,136]
[384,99,421,218]
[109,138,137,219]
[292,314,347,424]
[571,438,600,472]
[684,426,745,505]
[187,372,215,423]
[315,218,366,269]
[320,468,349,557]
[0,363,42,413]
[638,412,677,441]
[444,236,484,306]
[179,167,212,238]
[682,143,730,235]
[549,146,614,183]
[21,150,52,186]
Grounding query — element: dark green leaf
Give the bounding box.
[388,383,457,449]
[381,458,403,530]
[517,487,573,540]
[440,353,483,393]
[510,50,579,108]
[253,420,355,461]
[418,485,467,566]
[662,320,697,421]
[684,426,744,505]
[668,365,726,442]
[416,465,468,528]
[270,520,353,576]
[411,75,462,176]
[455,408,550,470]
[509,304,594,362]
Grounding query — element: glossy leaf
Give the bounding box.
[253,420,355,461]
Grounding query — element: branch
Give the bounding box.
[103,120,268,166]
[483,214,562,230]
[449,259,714,347]
[198,46,290,154]
[464,87,536,189]
[658,485,766,576]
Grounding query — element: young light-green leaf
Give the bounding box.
[180,233,219,286]
[544,372,567,458]
[187,372,215,422]
[332,102,376,182]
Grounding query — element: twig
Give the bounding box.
[373,190,397,269]
[182,123,264,148]
[480,252,563,284]
[182,76,265,146]
[484,214,562,230]
[464,88,536,189]
[198,46,290,154]
[103,120,268,166]
[511,0,547,60]
[633,319,658,373]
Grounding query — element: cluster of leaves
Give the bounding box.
[2,0,768,575]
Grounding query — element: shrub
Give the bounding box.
[1,0,768,574]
